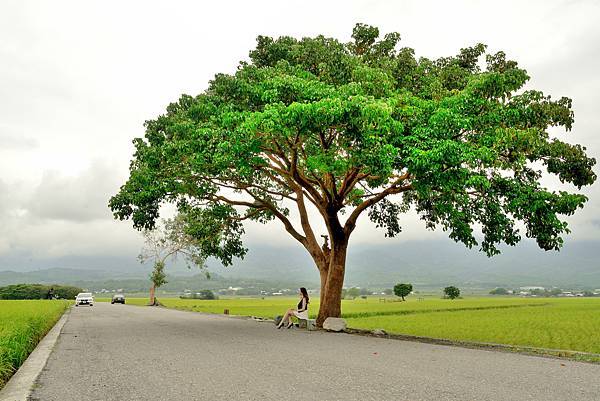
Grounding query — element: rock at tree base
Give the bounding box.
[323,317,347,332]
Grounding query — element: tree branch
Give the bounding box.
[344,174,412,235]
[295,190,327,268]
[241,189,307,246]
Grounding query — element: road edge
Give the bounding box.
[0,307,71,401]
[344,327,600,364]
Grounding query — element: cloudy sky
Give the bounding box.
[1,0,599,272]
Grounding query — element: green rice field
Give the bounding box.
[102,296,600,355]
[0,300,70,388]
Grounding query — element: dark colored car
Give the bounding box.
[111,294,125,304]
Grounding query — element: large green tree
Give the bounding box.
[109,24,595,326]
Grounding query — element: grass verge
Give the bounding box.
[0,300,70,389]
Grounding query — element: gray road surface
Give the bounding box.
[30,302,600,401]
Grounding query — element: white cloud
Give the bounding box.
[25,161,121,222]
[0,129,39,151]
[0,161,141,261]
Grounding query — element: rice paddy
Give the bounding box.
[0,300,70,388]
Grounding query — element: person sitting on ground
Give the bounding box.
[277,287,309,329]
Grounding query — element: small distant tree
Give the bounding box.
[383,288,393,295]
[530,288,546,296]
[549,288,562,296]
[359,287,370,296]
[489,287,509,295]
[139,214,207,305]
[393,283,413,301]
[149,260,167,303]
[346,287,361,298]
[444,286,460,299]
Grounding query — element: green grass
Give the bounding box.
[99,295,549,318]
[346,298,600,354]
[102,295,600,355]
[0,300,70,388]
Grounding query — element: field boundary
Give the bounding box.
[143,300,551,321]
[345,327,600,364]
[0,307,71,401]
[340,302,550,319]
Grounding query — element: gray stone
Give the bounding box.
[323,317,346,332]
[372,329,387,336]
[298,319,317,330]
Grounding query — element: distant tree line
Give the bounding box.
[0,284,83,300]
[489,287,510,295]
[490,287,599,297]
[180,290,217,300]
[342,287,372,299]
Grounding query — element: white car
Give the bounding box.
[75,292,94,306]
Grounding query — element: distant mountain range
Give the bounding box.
[208,238,600,289]
[0,267,313,293]
[1,239,599,290]
[0,267,142,284]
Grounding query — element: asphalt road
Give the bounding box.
[30,303,600,401]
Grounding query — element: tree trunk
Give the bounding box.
[319,269,328,308]
[149,283,156,306]
[316,240,348,326]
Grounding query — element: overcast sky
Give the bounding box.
[1,0,599,272]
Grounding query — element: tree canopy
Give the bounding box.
[444,286,461,299]
[0,284,83,300]
[110,24,595,323]
[489,287,509,295]
[393,283,413,300]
